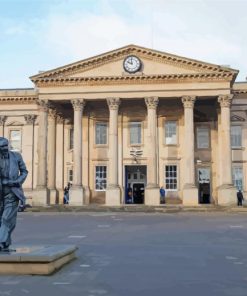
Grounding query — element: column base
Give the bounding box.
[217,185,236,205]
[145,186,160,206]
[32,187,49,206]
[49,189,58,205]
[105,186,121,206]
[69,186,84,206]
[83,186,91,205]
[182,184,199,206]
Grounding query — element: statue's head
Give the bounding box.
[0,137,9,154]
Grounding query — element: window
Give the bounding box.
[197,127,209,149]
[9,130,22,151]
[69,128,74,150]
[130,122,142,145]
[165,121,177,145]
[95,122,107,145]
[68,169,73,183]
[95,166,107,191]
[232,167,243,191]
[231,126,242,148]
[165,165,177,190]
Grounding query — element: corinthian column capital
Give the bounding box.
[145,97,159,109]
[107,98,121,110]
[37,99,50,112]
[218,94,233,108]
[71,99,85,111]
[24,114,37,125]
[48,109,57,120]
[181,96,196,108]
[0,115,7,125]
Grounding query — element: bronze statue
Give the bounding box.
[0,137,28,252]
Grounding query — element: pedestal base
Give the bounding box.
[49,189,58,205]
[105,187,121,206]
[83,186,91,205]
[182,185,199,206]
[32,188,49,206]
[217,185,236,205]
[69,187,84,206]
[145,187,160,206]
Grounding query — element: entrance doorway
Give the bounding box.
[125,165,147,204]
[197,168,211,204]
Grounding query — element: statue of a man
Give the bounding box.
[0,137,28,251]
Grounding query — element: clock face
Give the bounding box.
[123,56,142,73]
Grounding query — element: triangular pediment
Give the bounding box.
[231,114,245,122]
[30,44,238,85]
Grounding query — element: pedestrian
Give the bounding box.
[160,186,166,204]
[127,186,133,204]
[63,183,71,204]
[237,190,244,206]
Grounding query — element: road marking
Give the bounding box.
[53,282,71,285]
[97,225,110,228]
[68,235,87,238]
[113,218,123,221]
[80,264,91,268]
[21,289,30,294]
[226,256,238,260]
[229,225,243,228]
[2,281,20,285]
[234,262,244,265]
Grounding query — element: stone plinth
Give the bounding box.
[0,245,77,275]
[105,187,121,206]
[218,185,236,205]
[182,185,199,206]
[145,187,160,206]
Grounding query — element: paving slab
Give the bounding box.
[0,245,77,275]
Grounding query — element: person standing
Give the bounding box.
[160,186,166,204]
[237,190,244,206]
[0,137,28,251]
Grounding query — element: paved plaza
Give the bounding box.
[1,212,247,296]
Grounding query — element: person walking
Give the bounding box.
[160,186,166,204]
[237,190,244,206]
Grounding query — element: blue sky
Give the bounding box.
[0,0,246,88]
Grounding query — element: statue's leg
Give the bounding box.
[0,193,19,249]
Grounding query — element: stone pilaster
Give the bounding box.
[48,109,58,204]
[34,100,49,205]
[105,98,121,205]
[69,99,85,206]
[0,116,7,137]
[181,96,198,205]
[217,94,236,205]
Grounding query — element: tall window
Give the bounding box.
[165,121,177,145]
[232,167,243,191]
[69,128,74,150]
[197,127,209,149]
[9,130,22,151]
[231,126,242,148]
[95,122,107,145]
[130,122,142,145]
[165,165,177,190]
[68,169,73,183]
[95,166,107,191]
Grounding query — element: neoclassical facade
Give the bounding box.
[0,45,247,206]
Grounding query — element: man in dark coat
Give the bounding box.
[237,190,244,206]
[0,137,28,251]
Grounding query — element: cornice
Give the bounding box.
[35,72,234,87]
[232,89,247,94]
[30,45,237,82]
[0,97,38,104]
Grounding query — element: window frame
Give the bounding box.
[164,120,178,146]
[129,121,143,146]
[231,125,242,149]
[95,121,108,146]
[67,168,73,184]
[196,126,210,149]
[9,128,22,152]
[164,164,178,192]
[232,165,243,191]
[95,165,107,191]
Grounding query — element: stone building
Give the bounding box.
[0,44,246,206]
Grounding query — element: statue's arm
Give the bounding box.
[16,153,28,185]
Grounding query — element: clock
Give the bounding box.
[123,55,142,73]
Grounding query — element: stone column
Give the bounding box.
[217,94,236,205]
[69,99,85,205]
[144,97,160,205]
[181,96,198,205]
[105,98,121,205]
[48,109,58,204]
[35,100,49,205]
[56,115,65,204]
[0,116,7,137]
[23,115,37,190]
